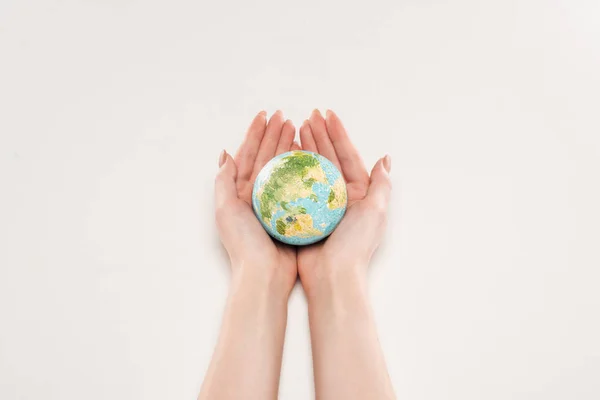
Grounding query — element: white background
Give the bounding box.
[1,1,599,399]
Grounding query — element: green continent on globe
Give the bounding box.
[257,152,329,238]
[258,152,322,220]
[252,150,348,244]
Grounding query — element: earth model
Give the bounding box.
[252,150,347,245]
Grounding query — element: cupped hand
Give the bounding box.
[215,111,300,296]
[297,110,392,296]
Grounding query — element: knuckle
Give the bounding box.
[380,173,392,190]
[374,203,388,217]
[368,198,388,219]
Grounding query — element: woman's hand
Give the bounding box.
[204,109,395,400]
[297,109,395,400]
[214,110,299,297]
[201,111,301,400]
[297,109,392,296]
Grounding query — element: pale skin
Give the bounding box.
[199,109,394,400]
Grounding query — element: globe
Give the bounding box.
[252,150,347,245]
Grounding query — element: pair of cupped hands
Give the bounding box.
[215,109,392,299]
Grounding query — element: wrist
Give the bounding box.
[306,269,371,325]
[302,261,368,306]
[230,264,293,303]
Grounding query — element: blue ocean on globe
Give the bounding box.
[252,150,347,245]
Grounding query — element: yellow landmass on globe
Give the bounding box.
[304,163,327,184]
[283,214,323,237]
[327,177,347,209]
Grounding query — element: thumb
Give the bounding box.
[215,150,238,210]
[366,155,392,212]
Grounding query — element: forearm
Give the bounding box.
[307,266,395,400]
[199,271,289,400]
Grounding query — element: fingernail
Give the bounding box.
[383,154,392,173]
[274,110,284,118]
[258,110,267,117]
[311,109,321,118]
[301,119,309,129]
[218,150,227,167]
[325,109,333,121]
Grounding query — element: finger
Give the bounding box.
[308,109,341,170]
[275,119,295,155]
[299,120,318,152]
[325,109,369,185]
[365,155,392,211]
[234,111,267,181]
[215,151,239,210]
[254,110,285,173]
[290,141,301,151]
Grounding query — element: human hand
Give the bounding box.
[201,111,301,399]
[215,111,300,297]
[297,110,392,297]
